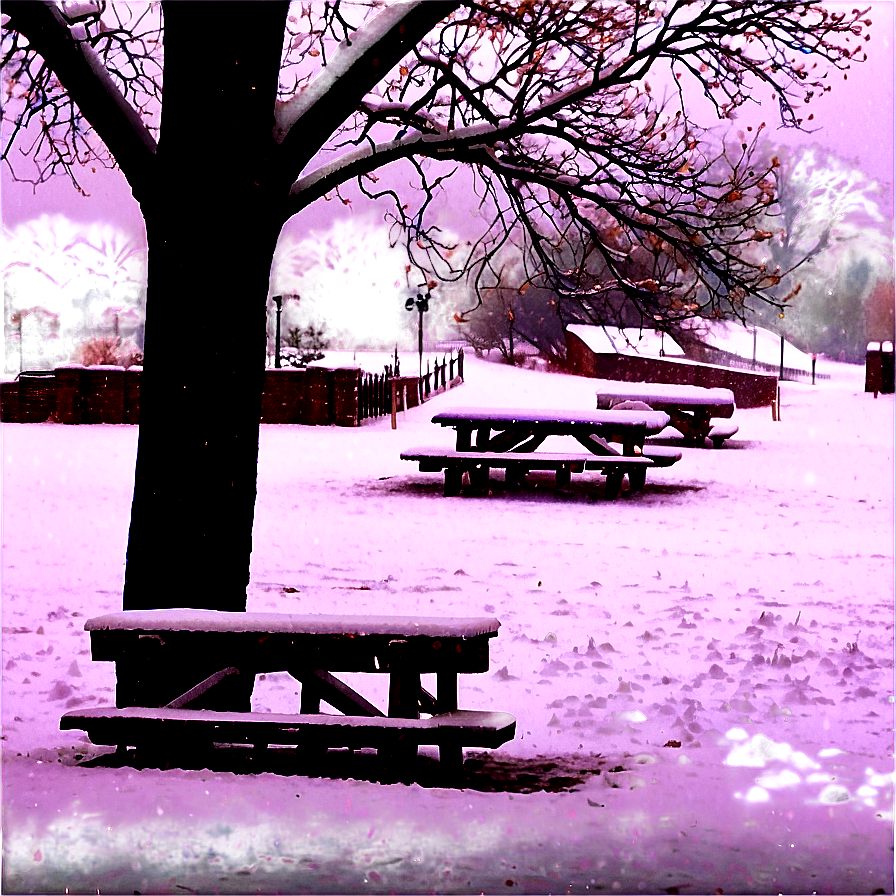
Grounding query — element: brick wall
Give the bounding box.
[260,368,306,424]
[1,366,370,426]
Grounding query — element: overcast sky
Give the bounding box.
[1,2,893,244]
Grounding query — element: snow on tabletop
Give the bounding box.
[2,352,893,894]
[432,405,671,430]
[594,382,735,407]
[84,610,500,638]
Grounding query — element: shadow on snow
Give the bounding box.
[74,745,623,793]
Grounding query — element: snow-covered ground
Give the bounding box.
[2,354,893,895]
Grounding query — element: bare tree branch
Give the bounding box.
[2,0,158,194]
[274,1,462,178]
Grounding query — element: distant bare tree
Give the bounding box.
[2,1,871,611]
[764,144,893,274]
[462,239,564,363]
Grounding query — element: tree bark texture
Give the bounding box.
[123,3,290,611]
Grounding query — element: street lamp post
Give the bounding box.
[272,295,283,368]
[405,289,432,382]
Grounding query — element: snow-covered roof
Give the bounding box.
[680,319,814,369]
[566,325,684,357]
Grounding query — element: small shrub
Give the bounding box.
[277,324,329,368]
[74,336,143,368]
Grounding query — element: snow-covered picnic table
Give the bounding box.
[594,384,738,448]
[403,405,679,498]
[60,610,515,777]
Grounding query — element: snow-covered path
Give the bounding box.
[2,355,893,894]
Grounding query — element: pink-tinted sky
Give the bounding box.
[1,2,893,240]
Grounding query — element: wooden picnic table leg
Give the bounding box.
[436,671,463,777]
[621,431,642,457]
[667,409,709,446]
[297,671,325,762]
[444,466,463,497]
[556,463,571,489]
[693,409,713,446]
[605,470,623,500]
[383,640,420,780]
[455,426,473,451]
[666,409,694,442]
[468,461,490,493]
[505,461,525,489]
[300,676,322,713]
[629,466,647,493]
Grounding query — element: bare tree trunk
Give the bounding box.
[122,210,280,611]
[122,2,290,611]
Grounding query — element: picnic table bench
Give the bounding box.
[60,610,515,778]
[402,406,678,498]
[594,385,738,448]
[400,447,655,499]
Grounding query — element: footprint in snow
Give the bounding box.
[818,784,850,804]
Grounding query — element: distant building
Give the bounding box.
[565,324,684,362]
[564,322,779,409]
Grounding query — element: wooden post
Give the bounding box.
[390,379,398,430]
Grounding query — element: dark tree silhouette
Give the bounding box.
[2,0,870,611]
